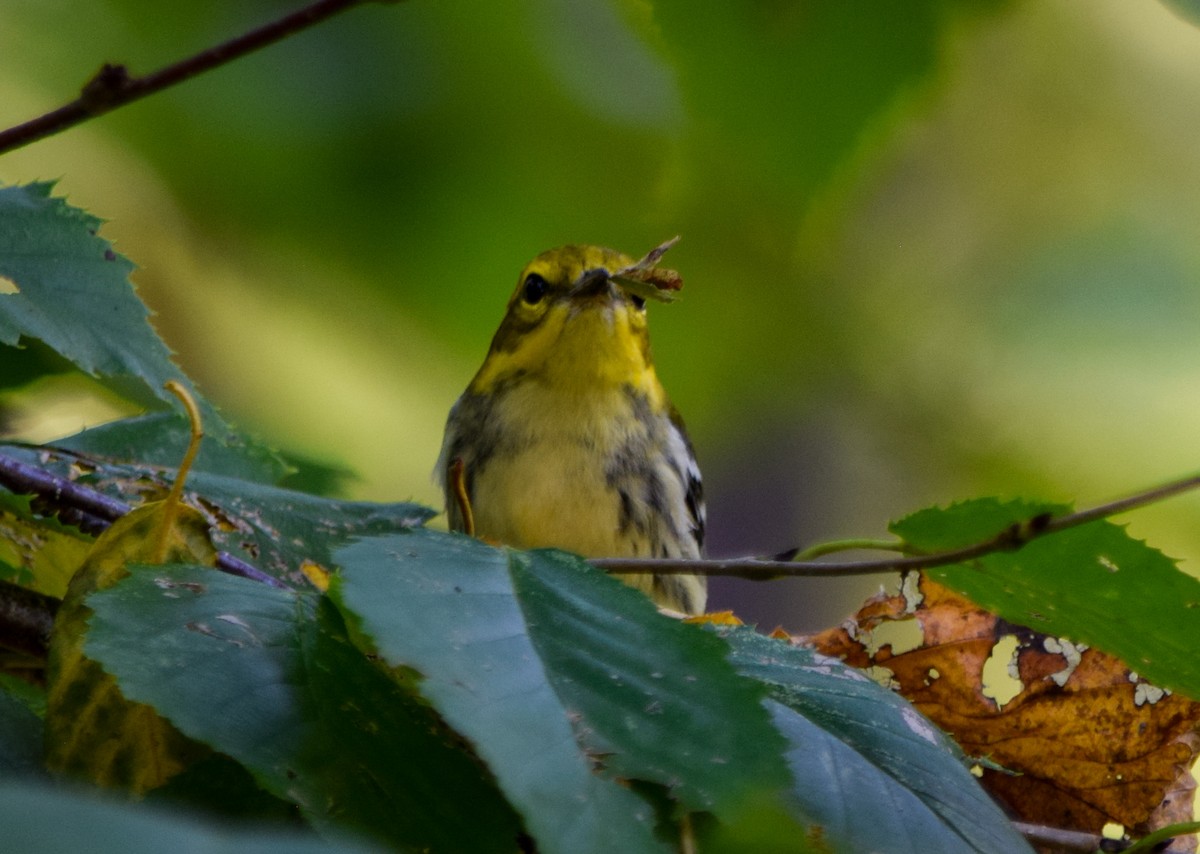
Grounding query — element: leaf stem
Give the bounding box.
[0,0,387,156]
[1010,821,1102,852]
[787,537,909,561]
[1120,820,1200,853]
[152,380,204,564]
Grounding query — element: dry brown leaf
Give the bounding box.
[801,574,1200,846]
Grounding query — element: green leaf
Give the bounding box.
[44,505,217,793]
[0,182,228,437]
[332,530,803,854]
[55,413,291,485]
[0,682,44,778]
[893,498,1200,700]
[0,672,45,719]
[186,471,433,586]
[509,549,792,813]
[145,753,299,824]
[720,627,1033,854]
[890,497,1065,550]
[1160,0,1200,27]
[54,413,353,495]
[85,564,522,852]
[0,443,433,587]
[0,782,384,854]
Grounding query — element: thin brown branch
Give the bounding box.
[0,0,387,156]
[1011,821,1103,852]
[595,471,1200,579]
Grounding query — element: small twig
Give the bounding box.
[215,551,288,589]
[1012,821,1105,852]
[595,472,1200,579]
[0,453,128,523]
[0,0,386,156]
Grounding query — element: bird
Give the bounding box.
[436,244,706,614]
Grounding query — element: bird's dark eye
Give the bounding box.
[522,273,548,305]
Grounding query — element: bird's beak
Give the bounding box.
[570,267,615,301]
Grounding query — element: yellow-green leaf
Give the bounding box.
[44,503,216,793]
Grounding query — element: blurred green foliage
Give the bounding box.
[3,0,1200,628]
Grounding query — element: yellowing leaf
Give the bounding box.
[0,509,92,598]
[300,560,332,592]
[44,502,217,794]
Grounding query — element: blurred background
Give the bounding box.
[2,0,1200,630]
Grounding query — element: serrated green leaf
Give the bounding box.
[889,496,1066,550]
[332,530,803,854]
[0,782,384,854]
[53,414,351,495]
[85,564,522,852]
[720,628,1033,854]
[893,497,1200,701]
[55,413,291,485]
[0,182,228,437]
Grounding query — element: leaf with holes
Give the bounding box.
[84,563,522,851]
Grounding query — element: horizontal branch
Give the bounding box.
[594,471,1200,579]
[0,450,287,589]
[3,445,1199,590]
[0,0,383,156]
[1011,821,1101,852]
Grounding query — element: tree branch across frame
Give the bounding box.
[596,470,1200,579]
[0,0,399,157]
[3,448,1198,585]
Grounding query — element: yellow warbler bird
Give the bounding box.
[436,244,706,614]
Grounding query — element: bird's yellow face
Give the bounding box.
[468,245,660,402]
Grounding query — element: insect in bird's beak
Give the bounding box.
[570,267,615,301]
